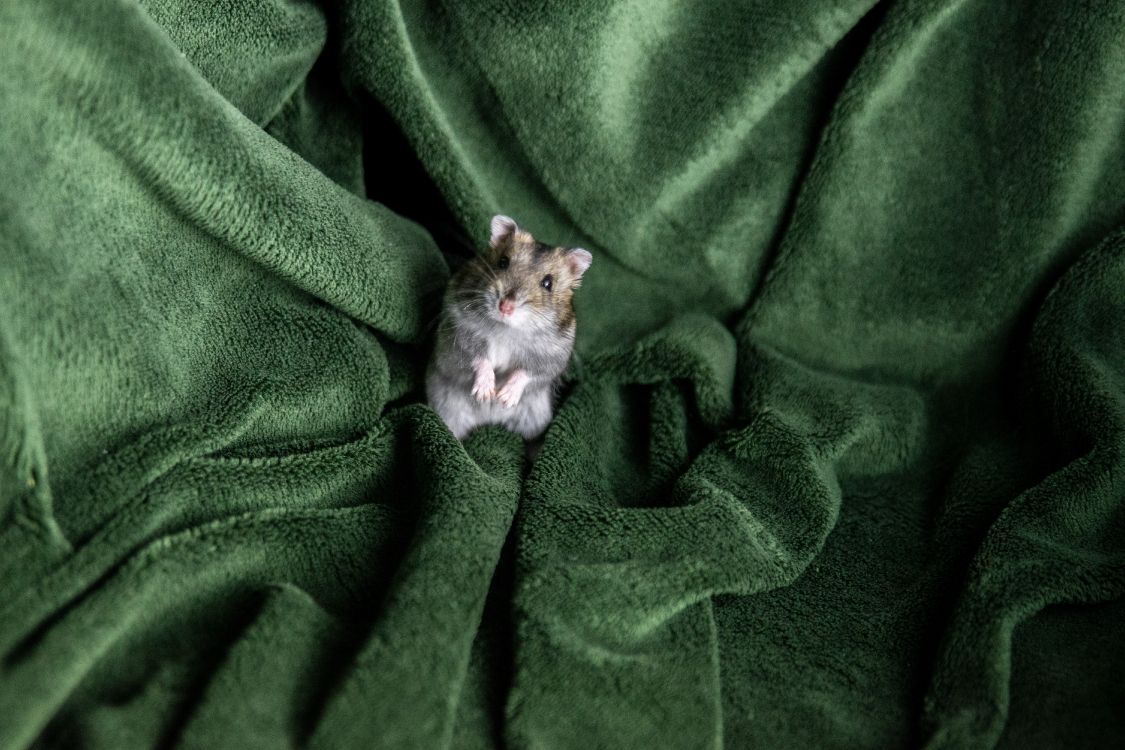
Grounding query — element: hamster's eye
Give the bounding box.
[540,274,553,291]
[497,256,510,270]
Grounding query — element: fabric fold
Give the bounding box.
[1,0,1123,747]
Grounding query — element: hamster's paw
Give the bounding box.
[495,384,522,408]
[496,371,529,408]
[497,384,522,407]
[471,375,495,402]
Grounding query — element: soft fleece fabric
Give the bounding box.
[2,0,1124,748]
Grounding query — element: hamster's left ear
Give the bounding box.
[490,215,518,248]
[567,248,592,279]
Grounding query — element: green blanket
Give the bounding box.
[2,0,1123,747]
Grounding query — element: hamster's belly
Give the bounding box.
[485,329,527,374]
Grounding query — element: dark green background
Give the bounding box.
[2,0,1123,747]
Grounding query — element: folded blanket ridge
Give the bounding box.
[2,0,1123,748]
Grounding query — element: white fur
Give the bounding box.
[427,302,569,441]
[428,371,554,440]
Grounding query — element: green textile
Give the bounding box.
[2,0,1123,747]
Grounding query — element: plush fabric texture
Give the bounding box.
[2,0,1123,748]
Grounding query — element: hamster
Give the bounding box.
[426,215,592,441]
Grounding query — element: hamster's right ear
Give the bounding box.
[490,215,518,248]
[567,248,592,279]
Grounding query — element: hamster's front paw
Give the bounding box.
[471,371,495,402]
[495,385,521,407]
[496,370,529,408]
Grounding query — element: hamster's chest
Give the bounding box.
[484,330,530,373]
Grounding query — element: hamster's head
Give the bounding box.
[451,215,592,332]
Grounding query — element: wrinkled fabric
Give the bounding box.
[1,0,1123,748]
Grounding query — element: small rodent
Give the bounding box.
[426,215,592,441]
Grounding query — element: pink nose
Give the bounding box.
[498,298,515,316]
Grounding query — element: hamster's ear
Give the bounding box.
[490,215,518,248]
[567,248,592,279]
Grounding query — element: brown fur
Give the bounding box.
[452,228,583,334]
